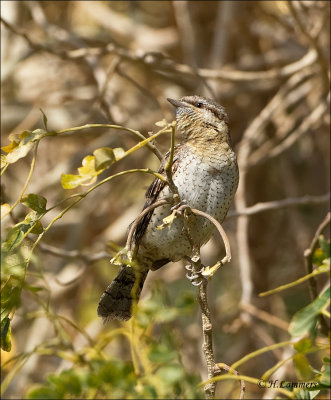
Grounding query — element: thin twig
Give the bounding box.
[228,192,330,218]
[216,363,246,400]
[258,264,329,297]
[240,303,289,332]
[1,16,318,83]
[234,68,318,323]
[38,242,110,264]
[191,208,231,264]
[198,278,217,399]
[304,212,331,300]
[125,199,169,253]
[165,122,180,201]
[287,1,329,89]
[57,122,165,160]
[249,97,329,165]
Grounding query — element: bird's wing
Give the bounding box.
[132,145,181,245]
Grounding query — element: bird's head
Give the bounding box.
[167,95,230,144]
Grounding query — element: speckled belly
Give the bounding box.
[139,151,238,262]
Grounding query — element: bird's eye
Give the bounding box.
[196,102,203,108]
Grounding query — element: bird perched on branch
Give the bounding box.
[98,95,239,321]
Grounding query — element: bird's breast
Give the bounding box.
[173,148,238,220]
[139,146,238,262]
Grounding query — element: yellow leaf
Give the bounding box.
[1,141,18,153]
[78,155,97,177]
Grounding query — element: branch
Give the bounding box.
[57,122,165,161]
[177,204,235,399]
[234,68,322,323]
[287,1,329,89]
[240,303,289,332]
[198,278,217,399]
[165,122,180,201]
[1,17,318,83]
[38,242,110,264]
[248,97,329,166]
[304,211,331,300]
[216,363,245,400]
[228,193,331,218]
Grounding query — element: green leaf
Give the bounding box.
[2,226,25,252]
[312,237,330,266]
[319,359,330,386]
[1,277,22,318]
[289,287,330,337]
[148,343,177,363]
[26,385,58,399]
[30,220,44,234]
[47,370,82,397]
[1,317,12,352]
[319,236,330,259]
[1,251,26,279]
[21,194,47,214]
[93,147,116,171]
[294,338,313,353]
[26,285,44,293]
[2,211,41,252]
[156,364,184,384]
[293,353,313,380]
[40,108,48,131]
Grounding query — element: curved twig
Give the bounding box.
[125,199,169,252]
[190,208,231,264]
[176,205,232,277]
[216,363,246,400]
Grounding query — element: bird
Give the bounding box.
[97,95,239,321]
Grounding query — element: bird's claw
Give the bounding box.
[185,264,205,286]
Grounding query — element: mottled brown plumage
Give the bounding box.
[97,96,239,321]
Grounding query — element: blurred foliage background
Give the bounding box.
[1,1,330,399]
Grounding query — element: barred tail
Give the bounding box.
[97,265,148,321]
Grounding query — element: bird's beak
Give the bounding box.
[167,98,186,108]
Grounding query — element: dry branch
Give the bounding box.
[228,192,330,218]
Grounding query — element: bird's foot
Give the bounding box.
[201,255,231,277]
[185,263,205,286]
